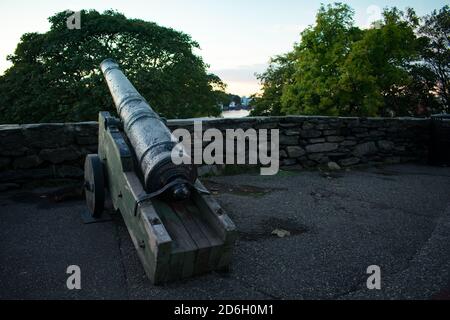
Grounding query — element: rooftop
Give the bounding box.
[1,164,450,300]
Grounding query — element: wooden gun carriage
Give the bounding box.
[83,59,236,284]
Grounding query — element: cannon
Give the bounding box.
[83,59,237,284]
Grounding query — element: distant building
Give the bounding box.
[241,96,253,109]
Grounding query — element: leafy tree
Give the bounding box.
[213,91,244,109]
[252,3,448,117]
[214,90,232,108]
[281,3,364,116]
[418,5,450,113]
[0,10,223,124]
[231,95,242,105]
[250,53,295,116]
[344,7,425,116]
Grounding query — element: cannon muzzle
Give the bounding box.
[100,59,197,200]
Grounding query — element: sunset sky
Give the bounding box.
[0,0,447,96]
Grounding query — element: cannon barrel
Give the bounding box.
[100,59,197,199]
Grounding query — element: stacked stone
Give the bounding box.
[0,122,98,190]
[167,116,430,169]
[0,116,431,190]
[274,117,430,168]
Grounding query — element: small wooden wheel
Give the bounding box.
[84,154,105,218]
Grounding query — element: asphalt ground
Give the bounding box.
[1,164,449,300]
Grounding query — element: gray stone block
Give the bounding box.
[309,138,326,144]
[280,135,299,145]
[339,157,361,167]
[327,136,345,143]
[327,162,341,171]
[353,142,378,157]
[283,129,300,136]
[22,124,76,148]
[301,130,322,138]
[323,130,338,136]
[308,154,329,164]
[341,140,357,147]
[302,122,316,130]
[40,147,81,164]
[280,150,288,159]
[57,166,84,178]
[13,155,43,169]
[281,158,297,166]
[286,146,306,158]
[378,140,395,151]
[306,143,339,153]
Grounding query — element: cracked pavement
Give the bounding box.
[1,164,449,300]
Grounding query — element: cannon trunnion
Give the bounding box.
[83,60,237,284]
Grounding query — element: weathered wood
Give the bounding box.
[94,112,237,284]
[171,201,215,275]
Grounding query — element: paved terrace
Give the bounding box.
[1,164,450,300]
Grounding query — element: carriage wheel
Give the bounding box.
[84,154,105,218]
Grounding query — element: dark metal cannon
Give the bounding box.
[83,59,236,284]
[100,59,196,200]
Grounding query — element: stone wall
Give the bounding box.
[0,116,430,190]
[169,116,430,169]
[0,122,98,190]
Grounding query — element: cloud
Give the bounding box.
[210,64,268,96]
[211,63,267,81]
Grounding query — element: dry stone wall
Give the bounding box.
[0,116,430,190]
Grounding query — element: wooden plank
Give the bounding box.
[184,201,223,246]
[192,181,237,270]
[153,200,197,279]
[140,205,172,283]
[170,201,212,248]
[192,189,237,244]
[170,200,213,275]
[184,201,225,273]
[183,197,236,272]
[153,200,197,252]
[168,252,185,282]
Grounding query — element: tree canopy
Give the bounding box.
[0,10,225,124]
[251,3,449,117]
[419,5,450,112]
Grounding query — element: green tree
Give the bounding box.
[0,10,222,124]
[418,5,450,113]
[250,53,295,116]
[231,95,242,105]
[281,3,364,116]
[344,7,425,116]
[253,3,447,117]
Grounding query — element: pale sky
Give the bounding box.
[0,0,447,96]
